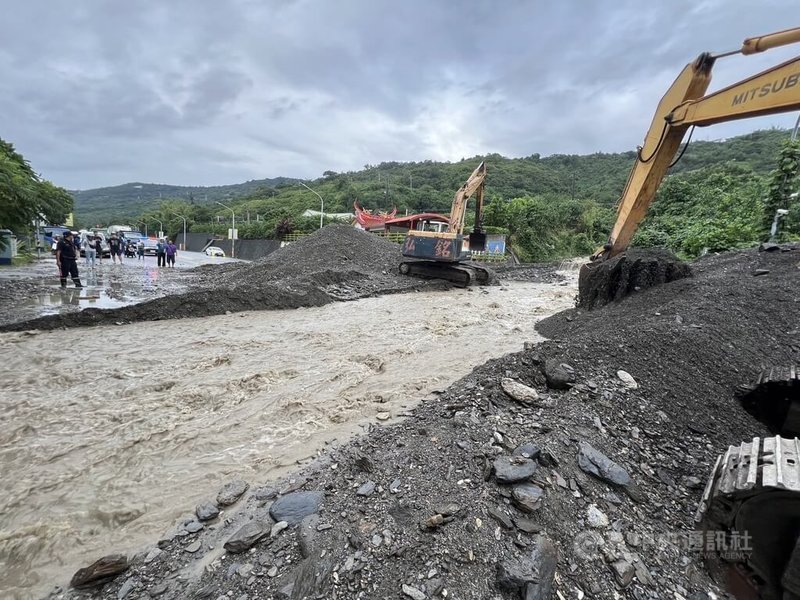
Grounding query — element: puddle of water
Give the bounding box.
[0,276,577,598]
[24,288,131,313]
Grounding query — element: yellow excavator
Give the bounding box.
[399,161,495,286]
[579,27,800,599]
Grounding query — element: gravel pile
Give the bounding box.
[55,244,800,599]
[215,225,404,287]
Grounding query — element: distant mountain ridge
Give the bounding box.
[72,177,298,226]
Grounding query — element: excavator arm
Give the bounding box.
[448,161,487,236]
[598,27,800,260]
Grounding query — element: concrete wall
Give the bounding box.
[177,233,281,261]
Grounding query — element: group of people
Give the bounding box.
[54,232,180,289]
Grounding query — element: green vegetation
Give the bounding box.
[0,138,73,245]
[72,128,800,261]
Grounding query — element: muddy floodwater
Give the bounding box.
[0,277,576,598]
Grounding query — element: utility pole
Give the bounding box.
[299,182,324,229]
[215,201,236,258]
[171,213,188,250]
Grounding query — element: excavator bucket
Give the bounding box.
[468,231,486,252]
[577,248,692,310]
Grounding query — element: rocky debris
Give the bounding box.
[616,369,638,389]
[195,501,220,521]
[586,504,609,529]
[512,442,541,460]
[493,455,538,483]
[223,522,269,554]
[754,268,770,276]
[70,554,129,588]
[577,441,632,488]
[543,359,575,389]
[269,490,324,524]
[184,540,202,553]
[511,483,545,513]
[356,480,376,497]
[216,479,249,506]
[496,535,557,600]
[270,520,289,538]
[401,583,427,599]
[501,378,540,405]
[610,558,636,587]
[66,248,800,600]
[183,519,204,533]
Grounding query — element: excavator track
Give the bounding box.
[696,436,800,599]
[399,260,495,287]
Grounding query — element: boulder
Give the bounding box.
[217,480,249,506]
[269,491,324,525]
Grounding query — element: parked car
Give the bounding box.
[205,246,226,257]
[79,232,111,257]
[142,238,159,256]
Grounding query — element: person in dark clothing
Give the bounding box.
[108,234,121,264]
[56,231,83,288]
[156,239,167,267]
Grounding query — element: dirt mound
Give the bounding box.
[212,225,403,288]
[66,246,800,599]
[577,248,692,310]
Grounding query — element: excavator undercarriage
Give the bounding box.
[697,436,800,599]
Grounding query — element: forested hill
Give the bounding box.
[74,128,788,226]
[72,177,298,226]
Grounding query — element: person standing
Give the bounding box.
[137,240,145,260]
[156,238,166,267]
[165,239,177,267]
[85,234,97,268]
[108,234,121,264]
[56,231,83,288]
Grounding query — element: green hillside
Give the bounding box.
[72,177,298,227]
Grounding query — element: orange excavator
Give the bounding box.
[579,27,800,599]
[399,161,494,286]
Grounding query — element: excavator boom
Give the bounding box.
[599,26,800,260]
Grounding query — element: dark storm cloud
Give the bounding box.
[0,0,798,188]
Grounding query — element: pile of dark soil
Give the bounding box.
[58,246,800,600]
[213,224,404,287]
[577,248,692,310]
[494,262,568,285]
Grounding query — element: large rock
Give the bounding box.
[496,535,557,600]
[494,456,538,484]
[70,554,129,588]
[577,248,692,310]
[511,483,544,513]
[577,441,631,487]
[512,442,541,460]
[223,521,269,554]
[269,491,324,525]
[217,479,249,506]
[543,359,575,390]
[195,501,220,522]
[501,378,540,405]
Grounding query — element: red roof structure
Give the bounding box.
[354,201,397,229]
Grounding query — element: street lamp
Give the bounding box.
[215,201,236,258]
[137,221,148,237]
[300,182,324,229]
[153,219,163,238]
[171,213,188,250]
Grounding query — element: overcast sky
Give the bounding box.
[1,0,798,190]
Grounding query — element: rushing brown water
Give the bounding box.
[0,278,575,598]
